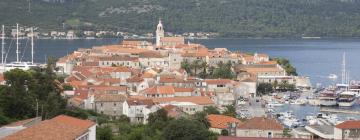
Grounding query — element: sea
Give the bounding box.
[4,38,360,85]
[3,37,360,120]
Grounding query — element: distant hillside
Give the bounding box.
[1,0,360,38]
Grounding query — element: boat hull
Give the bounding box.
[338,100,356,107]
[320,101,337,106]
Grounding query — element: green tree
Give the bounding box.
[257,83,273,95]
[163,118,212,140]
[273,58,298,76]
[204,106,220,115]
[193,111,211,129]
[181,61,191,74]
[148,108,169,130]
[222,105,236,118]
[212,62,235,79]
[97,126,113,140]
[199,61,208,79]
[0,69,35,119]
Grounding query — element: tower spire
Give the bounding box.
[156,18,164,47]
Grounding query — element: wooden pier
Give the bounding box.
[320,108,360,115]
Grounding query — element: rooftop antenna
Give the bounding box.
[16,23,20,62]
[1,25,4,65]
[31,27,34,64]
[341,52,346,85]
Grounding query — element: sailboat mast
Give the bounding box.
[31,27,34,64]
[1,25,4,65]
[16,23,19,62]
[341,52,346,85]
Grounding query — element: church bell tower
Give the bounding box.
[156,19,164,46]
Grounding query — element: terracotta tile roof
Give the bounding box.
[153,96,214,105]
[163,105,184,118]
[129,95,147,100]
[89,85,127,91]
[237,117,283,130]
[112,66,132,72]
[257,61,278,65]
[205,79,233,85]
[174,87,194,92]
[126,98,155,106]
[94,45,149,54]
[336,120,360,129]
[126,76,144,83]
[73,90,89,100]
[95,94,127,102]
[142,72,155,78]
[139,51,163,58]
[101,78,122,83]
[159,76,185,83]
[99,56,139,62]
[3,115,95,140]
[207,114,242,129]
[142,86,175,95]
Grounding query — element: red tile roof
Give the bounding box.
[3,115,96,140]
[142,86,175,95]
[174,87,195,92]
[153,96,214,105]
[207,114,243,129]
[126,76,144,83]
[237,117,283,130]
[95,94,127,102]
[126,98,155,106]
[336,120,360,129]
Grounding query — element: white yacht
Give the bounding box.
[0,24,39,72]
[319,90,338,106]
[338,91,357,107]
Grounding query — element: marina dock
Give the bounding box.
[320,108,360,115]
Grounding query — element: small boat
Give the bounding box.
[267,100,284,107]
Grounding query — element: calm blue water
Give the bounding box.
[3,38,360,85]
[193,38,360,86]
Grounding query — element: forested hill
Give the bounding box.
[1,0,360,38]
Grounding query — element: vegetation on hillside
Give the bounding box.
[272,57,298,76]
[2,0,360,37]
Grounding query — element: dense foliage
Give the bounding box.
[96,109,219,140]
[2,0,360,37]
[272,58,298,76]
[0,59,67,123]
[181,61,235,79]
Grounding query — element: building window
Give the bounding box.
[101,103,103,107]
[114,103,116,106]
[217,85,225,87]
